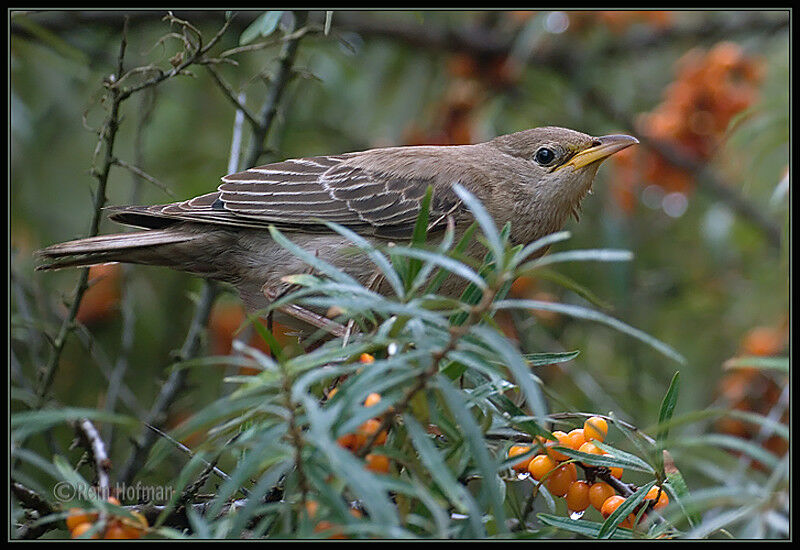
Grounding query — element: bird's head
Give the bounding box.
[489,126,638,222]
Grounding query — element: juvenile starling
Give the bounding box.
[37,126,637,318]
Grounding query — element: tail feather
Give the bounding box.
[35,230,198,271]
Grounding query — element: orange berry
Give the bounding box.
[645,486,669,510]
[600,494,625,517]
[327,387,339,399]
[305,500,319,519]
[601,495,636,528]
[365,453,390,474]
[589,482,616,511]
[106,496,121,506]
[565,428,586,450]
[359,419,388,445]
[565,481,591,512]
[119,510,148,537]
[546,464,575,497]
[584,417,608,442]
[359,353,375,364]
[314,520,346,539]
[349,507,363,519]
[546,431,570,461]
[105,522,133,539]
[507,444,534,472]
[337,433,358,451]
[527,454,557,481]
[66,509,97,531]
[364,392,381,407]
[71,522,99,539]
[578,441,603,465]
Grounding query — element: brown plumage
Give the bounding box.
[36,126,637,314]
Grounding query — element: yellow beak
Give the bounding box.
[559,134,639,170]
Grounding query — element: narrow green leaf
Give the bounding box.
[510,231,571,268]
[425,222,477,294]
[535,268,613,310]
[239,11,284,45]
[494,299,685,364]
[522,350,580,366]
[471,325,548,422]
[598,480,656,539]
[387,246,486,290]
[655,371,680,474]
[538,514,633,539]
[723,356,789,372]
[437,377,508,533]
[520,249,633,272]
[557,446,654,473]
[323,221,405,298]
[404,415,485,537]
[452,183,503,262]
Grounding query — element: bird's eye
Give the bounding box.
[534,147,556,166]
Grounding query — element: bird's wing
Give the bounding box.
[107,154,462,239]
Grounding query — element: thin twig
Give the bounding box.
[34,17,130,408]
[75,418,113,498]
[205,64,260,128]
[111,157,175,198]
[143,423,246,495]
[243,12,307,169]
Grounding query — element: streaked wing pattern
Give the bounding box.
[108,154,461,238]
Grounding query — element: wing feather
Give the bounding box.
[108,152,463,238]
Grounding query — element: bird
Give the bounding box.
[36,126,637,330]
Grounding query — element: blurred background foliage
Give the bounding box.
[10,9,789,539]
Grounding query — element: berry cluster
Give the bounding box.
[611,41,764,213]
[716,323,788,468]
[508,417,668,528]
[331,354,391,475]
[66,497,148,539]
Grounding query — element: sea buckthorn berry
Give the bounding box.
[584,417,608,442]
[589,482,616,511]
[314,520,346,539]
[600,495,636,528]
[119,510,148,537]
[337,433,358,451]
[106,497,121,506]
[327,387,338,399]
[565,428,586,450]
[527,454,557,481]
[645,486,670,510]
[601,495,634,527]
[359,353,375,364]
[119,524,144,539]
[507,445,534,472]
[66,509,98,531]
[71,522,99,539]
[364,393,381,407]
[365,453,390,474]
[546,431,570,461]
[359,419,388,445]
[105,522,133,539]
[305,500,319,519]
[353,433,368,450]
[546,464,575,497]
[578,441,603,465]
[565,481,591,512]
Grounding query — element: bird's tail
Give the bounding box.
[35,230,199,271]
